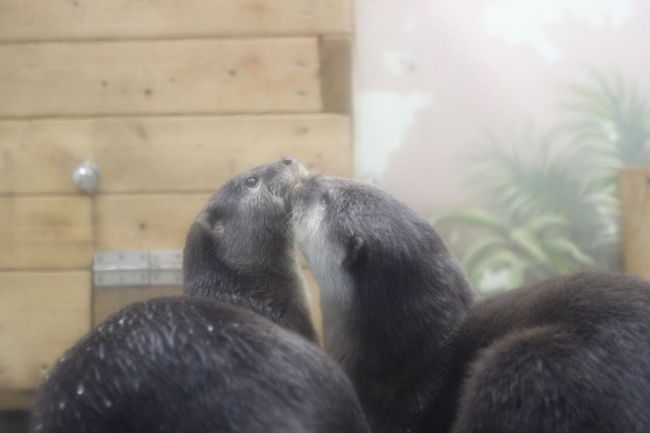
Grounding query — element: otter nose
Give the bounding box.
[281,157,294,166]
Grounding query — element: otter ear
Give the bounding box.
[343,235,366,269]
[196,210,225,237]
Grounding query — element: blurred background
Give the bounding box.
[356,0,650,293]
[1,0,649,430]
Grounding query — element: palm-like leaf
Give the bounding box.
[434,72,648,293]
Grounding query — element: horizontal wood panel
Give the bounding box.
[0,115,352,194]
[0,0,352,41]
[0,38,321,117]
[0,390,34,410]
[320,35,353,114]
[93,286,183,326]
[0,196,93,270]
[0,271,90,390]
[95,194,210,251]
[0,122,91,194]
[620,169,650,279]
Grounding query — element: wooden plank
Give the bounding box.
[95,194,210,251]
[320,35,353,113]
[0,38,321,117]
[620,169,650,279]
[0,196,92,270]
[0,0,352,41]
[0,122,91,194]
[0,271,91,390]
[93,115,353,192]
[0,115,352,194]
[0,390,33,410]
[301,267,323,339]
[93,286,183,326]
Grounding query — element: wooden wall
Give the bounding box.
[0,0,353,406]
[621,169,650,279]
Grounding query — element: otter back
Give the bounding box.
[30,297,369,433]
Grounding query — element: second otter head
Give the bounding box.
[290,175,471,304]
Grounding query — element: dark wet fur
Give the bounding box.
[183,159,317,341]
[30,161,367,433]
[30,297,369,433]
[443,272,650,433]
[292,175,650,433]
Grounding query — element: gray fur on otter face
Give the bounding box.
[196,158,307,268]
[291,175,469,300]
[183,158,317,342]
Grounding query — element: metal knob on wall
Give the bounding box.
[72,161,101,193]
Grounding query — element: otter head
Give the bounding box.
[290,175,470,308]
[290,175,473,360]
[185,157,307,277]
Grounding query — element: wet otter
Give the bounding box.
[291,174,650,433]
[30,297,369,433]
[30,160,370,433]
[183,157,317,342]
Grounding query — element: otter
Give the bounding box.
[30,160,370,433]
[184,157,317,342]
[30,297,369,433]
[290,174,650,433]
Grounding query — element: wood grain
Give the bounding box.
[0,0,352,41]
[0,271,90,390]
[0,390,34,410]
[0,196,93,270]
[320,35,353,114]
[620,169,650,279]
[0,115,352,194]
[95,194,210,251]
[301,267,323,339]
[0,38,321,117]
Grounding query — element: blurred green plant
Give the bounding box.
[433,72,650,293]
[433,208,594,291]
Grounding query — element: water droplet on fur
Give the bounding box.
[118,317,126,326]
[207,325,214,332]
[58,400,66,410]
[77,384,85,395]
[103,398,112,408]
[98,344,106,360]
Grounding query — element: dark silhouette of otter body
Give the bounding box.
[30,297,369,433]
[433,271,650,433]
[31,160,369,433]
[291,174,650,433]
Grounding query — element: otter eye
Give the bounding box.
[245,175,259,188]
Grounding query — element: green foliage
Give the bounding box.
[434,72,649,293]
[561,71,650,170]
[433,208,593,291]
